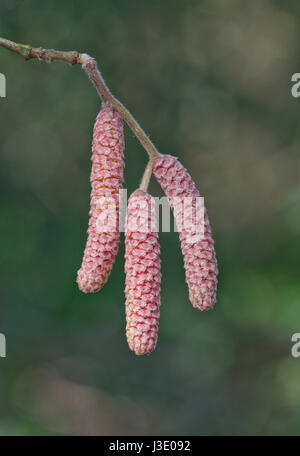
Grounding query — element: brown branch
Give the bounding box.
[0,37,81,64]
[0,36,160,159]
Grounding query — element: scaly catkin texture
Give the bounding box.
[77,106,124,293]
[153,155,218,310]
[125,190,161,355]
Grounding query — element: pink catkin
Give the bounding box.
[77,106,124,293]
[125,190,161,355]
[153,155,218,310]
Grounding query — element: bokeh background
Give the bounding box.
[1,0,300,435]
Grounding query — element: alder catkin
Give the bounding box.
[125,189,161,355]
[153,155,218,310]
[77,106,124,293]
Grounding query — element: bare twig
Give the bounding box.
[0,37,81,64]
[0,37,160,159]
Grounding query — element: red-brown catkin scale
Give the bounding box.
[125,189,161,355]
[153,155,218,310]
[77,106,124,293]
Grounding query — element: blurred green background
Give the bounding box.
[1,0,300,436]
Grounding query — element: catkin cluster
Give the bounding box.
[153,155,218,310]
[125,190,161,355]
[77,106,124,293]
[77,107,218,355]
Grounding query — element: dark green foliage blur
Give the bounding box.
[1,0,300,435]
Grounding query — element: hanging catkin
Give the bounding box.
[153,155,218,310]
[125,189,161,355]
[77,106,124,293]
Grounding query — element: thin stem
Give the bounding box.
[140,160,154,192]
[0,37,160,160]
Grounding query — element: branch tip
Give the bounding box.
[0,35,161,160]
